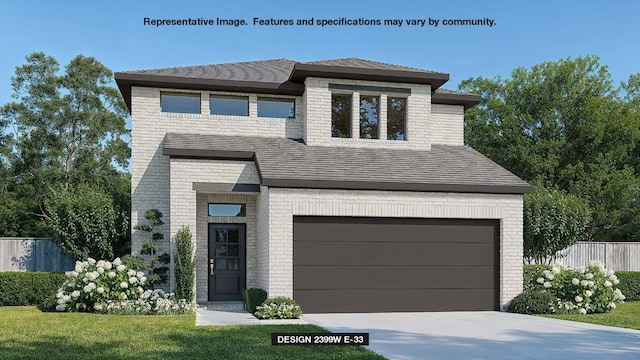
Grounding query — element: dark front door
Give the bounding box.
[208,224,246,301]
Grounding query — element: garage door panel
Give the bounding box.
[294,289,497,313]
[294,265,497,290]
[294,217,495,244]
[294,242,495,266]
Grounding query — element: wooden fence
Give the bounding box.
[0,237,76,272]
[530,242,640,271]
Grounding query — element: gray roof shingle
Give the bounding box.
[163,133,532,194]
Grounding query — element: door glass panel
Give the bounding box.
[215,244,227,256]
[228,244,239,257]
[215,229,227,243]
[228,258,239,270]
[228,230,239,243]
[216,259,227,270]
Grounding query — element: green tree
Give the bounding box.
[175,226,195,301]
[0,52,130,250]
[460,55,640,242]
[134,209,169,288]
[524,184,592,263]
[44,184,128,260]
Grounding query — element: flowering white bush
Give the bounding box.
[56,258,145,312]
[254,297,302,319]
[55,258,194,315]
[536,260,625,314]
[100,289,194,315]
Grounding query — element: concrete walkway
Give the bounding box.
[302,311,640,360]
[195,308,308,326]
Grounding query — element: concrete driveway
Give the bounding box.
[302,311,640,360]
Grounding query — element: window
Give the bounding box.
[387,97,407,140]
[331,94,351,138]
[257,98,295,118]
[210,95,249,116]
[160,92,200,114]
[359,95,379,139]
[208,203,246,217]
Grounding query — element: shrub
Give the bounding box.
[523,264,552,291]
[133,209,169,288]
[0,272,66,306]
[55,257,146,312]
[508,290,556,314]
[102,289,194,315]
[616,271,640,301]
[242,288,268,313]
[175,226,195,302]
[530,261,625,314]
[121,254,148,270]
[254,297,302,319]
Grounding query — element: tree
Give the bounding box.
[134,209,169,288]
[0,52,130,252]
[460,55,640,242]
[524,184,591,263]
[175,226,195,301]
[44,184,128,260]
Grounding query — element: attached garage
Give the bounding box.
[293,216,499,313]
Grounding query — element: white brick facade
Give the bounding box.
[130,74,523,310]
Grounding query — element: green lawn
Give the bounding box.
[0,307,385,360]
[540,301,640,330]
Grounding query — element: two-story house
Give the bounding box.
[115,58,531,313]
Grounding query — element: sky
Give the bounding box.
[0,0,639,107]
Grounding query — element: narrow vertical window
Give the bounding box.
[387,97,407,140]
[331,94,351,138]
[359,95,379,139]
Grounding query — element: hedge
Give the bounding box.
[615,271,640,302]
[0,272,66,306]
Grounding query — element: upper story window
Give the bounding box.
[257,98,295,118]
[160,92,201,114]
[359,95,379,139]
[331,94,351,138]
[387,97,407,140]
[210,95,249,116]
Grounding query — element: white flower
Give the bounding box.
[96,287,105,294]
[543,281,552,288]
[543,270,554,280]
[536,277,545,284]
[97,267,105,274]
[138,286,144,293]
[113,257,122,266]
[580,280,589,286]
[71,290,81,298]
[108,271,116,278]
[87,258,96,265]
[75,262,83,272]
[57,298,66,305]
[56,292,63,299]
[85,272,96,281]
[613,279,620,285]
[63,295,71,302]
[585,290,593,297]
[119,293,128,300]
[104,261,112,270]
[585,273,594,280]
[604,281,612,287]
[607,270,615,276]
[140,277,147,284]
[575,295,583,302]
[588,281,594,287]
[117,265,126,272]
[578,308,587,315]
[94,304,103,311]
[609,274,618,281]
[571,278,580,285]
[129,277,138,284]
[137,271,145,278]
[609,302,617,309]
[120,282,129,289]
[56,304,66,311]
[552,266,561,274]
[83,285,93,293]
[127,270,136,277]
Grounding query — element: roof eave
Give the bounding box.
[289,63,450,89]
[432,92,482,110]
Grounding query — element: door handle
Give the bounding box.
[209,259,215,275]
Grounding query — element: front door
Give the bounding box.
[208,224,246,301]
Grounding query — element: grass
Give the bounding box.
[540,301,640,330]
[0,307,386,360]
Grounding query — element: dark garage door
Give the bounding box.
[293,216,499,313]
